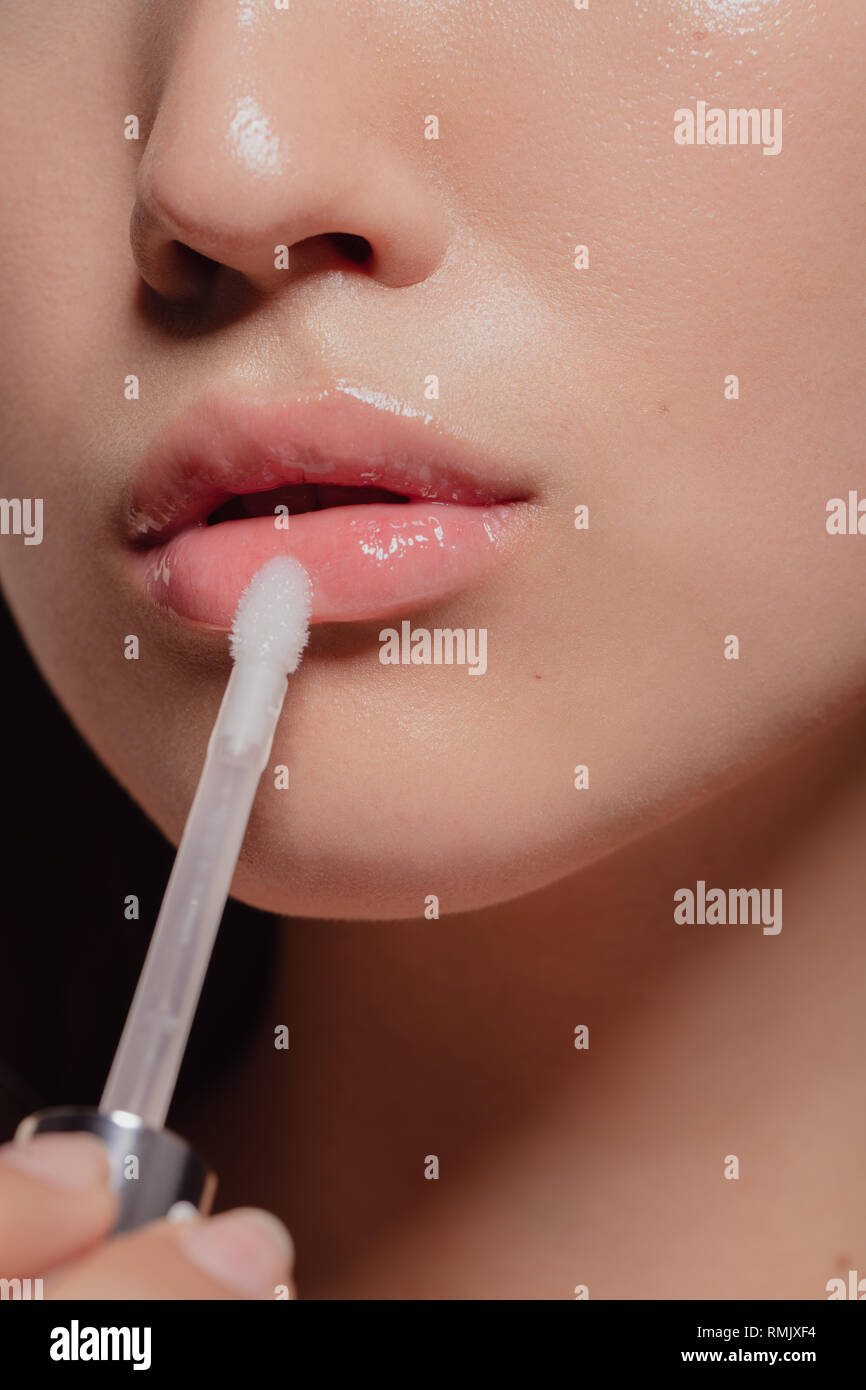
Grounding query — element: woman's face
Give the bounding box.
[0,1,862,918]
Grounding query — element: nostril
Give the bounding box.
[168,241,221,294]
[328,232,373,266]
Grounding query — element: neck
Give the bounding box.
[186,707,866,1298]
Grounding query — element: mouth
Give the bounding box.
[125,393,535,628]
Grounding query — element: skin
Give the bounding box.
[0,1,864,1297]
[0,1132,294,1298]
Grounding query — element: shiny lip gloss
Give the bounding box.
[124,391,536,628]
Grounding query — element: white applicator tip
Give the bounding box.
[229,555,313,674]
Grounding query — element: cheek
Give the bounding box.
[0,14,138,512]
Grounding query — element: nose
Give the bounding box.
[130,5,448,301]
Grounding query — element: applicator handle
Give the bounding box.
[99,658,285,1131]
[15,1106,216,1234]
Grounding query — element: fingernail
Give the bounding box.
[0,1133,110,1189]
[180,1208,294,1298]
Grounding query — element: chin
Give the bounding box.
[222,774,581,921]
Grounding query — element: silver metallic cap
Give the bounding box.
[16,1106,217,1233]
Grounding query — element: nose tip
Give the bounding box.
[129,25,449,304]
[131,141,446,300]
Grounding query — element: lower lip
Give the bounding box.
[130,501,527,628]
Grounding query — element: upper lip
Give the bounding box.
[126,393,530,547]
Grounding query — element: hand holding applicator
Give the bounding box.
[16,557,312,1231]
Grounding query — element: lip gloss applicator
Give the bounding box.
[16,556,312,1231]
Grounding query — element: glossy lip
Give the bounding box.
[124,392,536,628]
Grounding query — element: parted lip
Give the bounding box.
[126,392,531,547]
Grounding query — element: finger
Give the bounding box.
[0,1133,116,1277]
[49,1206,294,1300]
